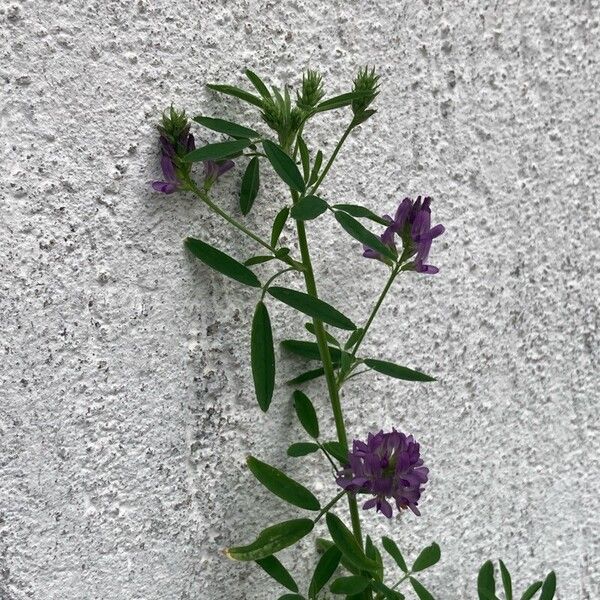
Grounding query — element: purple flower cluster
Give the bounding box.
[151,107,235,194]
[203,158,235,188]
[363,196,445,274]
[152,128,196,194]
[336,429,428,518]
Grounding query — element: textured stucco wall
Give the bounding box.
[1,0,599,599]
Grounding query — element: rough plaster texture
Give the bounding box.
[1,0,599,599]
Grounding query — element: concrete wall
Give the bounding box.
[1,0,598,598]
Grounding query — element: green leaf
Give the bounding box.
[326,513,378,573]
[245,255,275,266]
[256,555,298,592]
[410,577,435,600]
[520,582,542,600]
[281,339,342,362]
[344,328,363,350]
[287,442,319,457]
[315,90,372,113]
[333,203,388,225]
[245,69,272,99]
[309,545,342,598]
[305,322,340,347]
[478,560,496,600]
[185,237,261,288]
[340,351,352,373]
[290,195,328,221]
[271,207,289,247]
[412,542,441,572]
[293,390,319,438]
[334,211,396,260]
[365,536,384,582]
[322,441,348,464]
[207,83,263,108]
[351,108,377,127]
[308,150,323,186]
[330,575,371,595]
[363,359,435,382]
[381,537,408,572]
[499,560,513,600]
[185,139,251,162]
[193,116,259,139]
[315,538,360,575]
[251,302,275,412]
[278,596,305,600]
[268,287,356,331]
[227,518,314,561]
[298,136,310,182]
[287,367,328,385]
[262,140,306,193]
[246,456,320,511]
[240,156,260,215]
[371,580,405,600]
[539,572,556,600]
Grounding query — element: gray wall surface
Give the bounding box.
[1,1,599,598]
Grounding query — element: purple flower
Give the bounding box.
[363,196,445,273]
[336,429,428,518]
[203,159,235,188]
[362,215,396,260]
[152,130,195,194]
[152,153,180,194]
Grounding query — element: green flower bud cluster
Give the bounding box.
[296,69,325,112]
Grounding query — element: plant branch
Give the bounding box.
[184,176,302,269]
[351,262,402,359]
[289,126,365,546]
[313,490,347,524]
[317,441,340,473]
[260,267,296,300]
[309,122,353,196]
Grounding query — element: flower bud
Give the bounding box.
[158,106,190,144]
[151,107,195,194]
[296,69,325,111]
[351,66,380,124]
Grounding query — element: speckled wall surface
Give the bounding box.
[1,1,598,598]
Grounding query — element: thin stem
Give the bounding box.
[317,441,339,473]
[344,368,370,382]
[185,176,304,269]
[372,573,411,600]
[260,267,296,300]
[390,572,411,591]
[351,262,402,359]
[185,177,274,252]
[313,490,347,524]
[309,122,353,196]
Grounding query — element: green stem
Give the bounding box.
[351,262,402,359]
[309,122,353,196]
[260,267,296,300]
[313,490,347,524]
[292,190,364,548]
[186,178,274,252]
[344,368,370,382]
[372,573,410,600]
[390,572,411,591]
[317,441,340,473]
[290,122,366,547]
[186,177,304,270]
